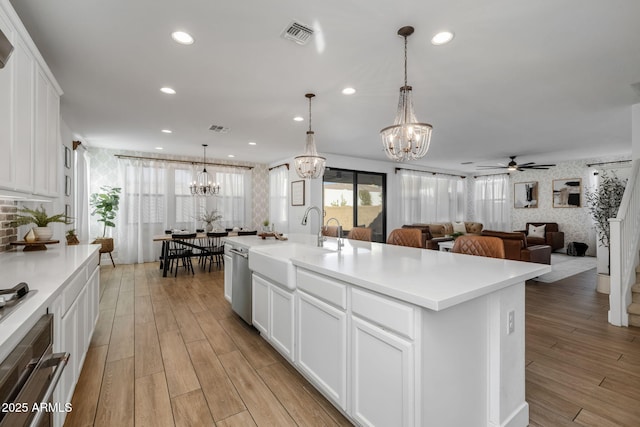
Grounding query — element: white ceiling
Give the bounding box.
[9,0,640,172]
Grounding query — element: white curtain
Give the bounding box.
[74,148,90,243]
[215,169,251,229]
[398,169,466,224]
[474,174,511,231]
[116,158,168,264]
[269,166,289,233]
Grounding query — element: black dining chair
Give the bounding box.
[237,230,257,236]
[168,233,197,276]
[201,231,228,271]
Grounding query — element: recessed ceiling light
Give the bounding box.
[248,142,257,146]
[293,116,304,122]
[155,147,163,150]
[228,154,235,158]
[160,87,176,95]
[171,31,194,45]
[342,87,356,95]
[431,31,454,45]
[161,129,172,133]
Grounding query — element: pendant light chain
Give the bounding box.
[404,34,408,88]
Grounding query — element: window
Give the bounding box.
[398,170,466,224]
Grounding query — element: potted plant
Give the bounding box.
[66,228,80,245]
[90,186,121,258]
[9,205,72,241]
[585,171,627,293]
[262,219,270,232]
[199,209,222,232]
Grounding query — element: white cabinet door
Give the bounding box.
[269,284,294,361]
[223,254,232,303]
[0,10,14,188]
[351,316,415,427]
[59,296,79,405]
[252,274,269,335]
[12,35,35,193]
[296,290,347,410]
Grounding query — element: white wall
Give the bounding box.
[633,103,640,160]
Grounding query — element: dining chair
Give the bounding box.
[346,227,372,242]
[201,231,228,272]
[169,233,197,276]
[237,230,257,236]
[321,225,340,237]
[387,228,423,248]
[451,235,505,259]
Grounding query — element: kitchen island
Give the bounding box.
[224,235,550,427]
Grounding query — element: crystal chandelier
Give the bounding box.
[294,93,326,179]
[190,144,220,196]
[380,26,432,162]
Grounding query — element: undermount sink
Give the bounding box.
[249,243,332,289]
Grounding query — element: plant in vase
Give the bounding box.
[585,171,627,292]
[199,209,222,232]
[262,219,270,232]
[10,205,72,241]
[66,228,80,245]
[90,186,121,266]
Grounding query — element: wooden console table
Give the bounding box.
[10,240,60,251]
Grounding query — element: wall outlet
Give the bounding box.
[507,310,515,334]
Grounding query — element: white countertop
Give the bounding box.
[0,244,100,362]
[228,234,551,311]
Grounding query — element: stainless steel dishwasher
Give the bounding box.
[229,246,252,324]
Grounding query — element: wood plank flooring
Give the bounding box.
[63,262,640,426]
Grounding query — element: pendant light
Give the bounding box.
[294,93,326,179]
[190,144,220,196]
[380,26,432,162]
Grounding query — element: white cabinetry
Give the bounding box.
[0,1,62,196]
[251,273,294,360]
[296,269,348,410]
[223,248,232,303]
[350,288,417,426]
[51,253,100,427]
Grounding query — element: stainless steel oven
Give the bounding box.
[0,314,69,427]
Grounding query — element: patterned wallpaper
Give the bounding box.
[469,156,631,256]
[87,147,269,236]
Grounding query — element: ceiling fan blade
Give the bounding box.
[519,166,550,170]
[517,162,535,167]
[476,165,507,169]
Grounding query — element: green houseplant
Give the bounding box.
[90,186,121,237]
[585,171,627,292]
[90,186,121,267]
[10,205,72,241]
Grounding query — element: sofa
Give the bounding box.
[515,222,564,252]
[403,222,483,250]
[481,230,551,264]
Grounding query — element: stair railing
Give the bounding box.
[609,159,640,326]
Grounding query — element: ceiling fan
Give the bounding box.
[477,156,556,172]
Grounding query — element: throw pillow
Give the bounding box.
[452,221,467,234]
[528,224,546,239]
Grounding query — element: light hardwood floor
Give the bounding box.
[64,262,640,426]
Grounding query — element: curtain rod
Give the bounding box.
[269,163,289,171]
[395,167,466,179]
[586,160,631,168]
[472,172,510,178]
[114,154,254,170]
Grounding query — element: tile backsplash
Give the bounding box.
[0,200,17,252]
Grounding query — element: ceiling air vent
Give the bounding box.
[209,125,230,133]
[281,21,313,45]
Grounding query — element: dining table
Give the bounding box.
[153,231,254,277]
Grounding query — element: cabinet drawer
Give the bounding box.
[351,288,416,339]
[62,266,87,315]
[296,269,347,309]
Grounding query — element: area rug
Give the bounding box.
[531,254,597,283]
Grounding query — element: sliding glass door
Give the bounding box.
[323,168,386,242]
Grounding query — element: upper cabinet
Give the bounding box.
[0,1,62,197]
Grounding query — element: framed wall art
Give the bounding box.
[291,180,305,206]
[64,146,71,169]
[553,178,582,208]
[514,181,538,208]
[65,175,71,196]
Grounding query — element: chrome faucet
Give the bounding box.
[325,217,343,251]
[301,206,324,247]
